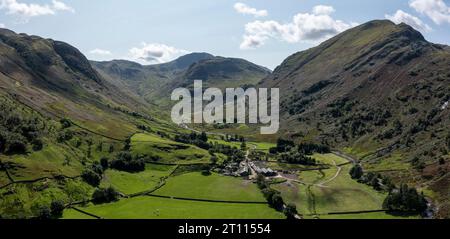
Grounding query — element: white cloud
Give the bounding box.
[129,43,190,64]
[410,0,450,24]
[386,10,432,32]
[240,5,355,49]
[234,2,268,17]
[0,0,74,19]
[89,49,112,56]
[0,23,5,28]
[51,0,74,13]
[312,5,335,15]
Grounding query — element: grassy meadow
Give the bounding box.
[63,196,284,219]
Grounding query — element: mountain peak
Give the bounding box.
[169,52,215,69]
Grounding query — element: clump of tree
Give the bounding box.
[269,138,295,154]
[92,187,120,204]
[269,138,329,155]
[57,129,74,143]
[110,151,145,172]
[224,134,245,142]
[256,174,268,189]
[383,184,427,215]
[209,143,245,163]
[174,132,209,149]
[256,175,285,212]
[81,168,102,187]
[278,149,316,165]
[0,99,45,154]
[36,200,65,219]
[60,118,72,129]
[81,161,105,187]
[261,188,285,211]
[349,165,394,191]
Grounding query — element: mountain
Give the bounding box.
[180,56,271,88]
[0,28,158,139]
[92,53,271,107]
[259,20,450,217]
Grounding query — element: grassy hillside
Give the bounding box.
[259,20,450,217]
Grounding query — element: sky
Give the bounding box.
[1,0,450,70]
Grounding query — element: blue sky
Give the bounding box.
[1,0,450,69]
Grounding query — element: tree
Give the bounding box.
[37,205,51,219]
[256,175,267,189]
[241,141,247,151]
[50,200,65,218]
[57,130,73,143]
[349,165,364,179]
[60,118,72,129]
[261,188,284,211]
[123,137,131,151]
[383,184,427,214]
[201,165,212,176]
[81,169,101,187]
[5,139,27,154]
[100,157,109,170]
[110,151,145,172]
[200,131,208,142]
[92,187,119,204]
[32,138,43,151]
[283,203,298,220]
[271,193,285,211]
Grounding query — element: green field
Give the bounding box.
[311,165,387,213]
[1,144,85,181]
[272,154,391,217]
[312,153,349,165]
[63,196,284,219]
[131,133,210,164]
[153,172,266,202]
[101,164,176,195]
[297,167,338,185]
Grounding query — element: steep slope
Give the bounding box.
[260,20,450,217]
[0,28,156,139]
